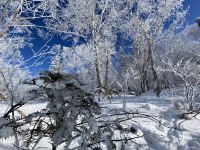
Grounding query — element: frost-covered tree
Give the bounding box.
[158,57,200,110]
[49,45,63,73]
[44,0,121,90]
[156,25,200,110]
[116,48,142,95]
[0,36,30,105]
[158,28,199,92]
[0,36,30,149]
[62,45,96,88]
[121,0,187,93]
[0,34,36,101]
[0,0,62,38]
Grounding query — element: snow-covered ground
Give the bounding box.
[107,90,200,150]
[0,89,200,150]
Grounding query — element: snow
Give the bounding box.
[0,89,200,149]
[97,90,200,150]
[0,117,13,139]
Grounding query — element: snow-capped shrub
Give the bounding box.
[21,71,101,149]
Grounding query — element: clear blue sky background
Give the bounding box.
[21,0,200,74]
[184,0,199,24]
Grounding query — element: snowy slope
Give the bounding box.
[0,89,200,150]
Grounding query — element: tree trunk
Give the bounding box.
[52,144,57,150]
[93,29,103,89]
[94,48,103,89]
[104,48,109,88]
[147,43,157,82]
[141,59,148,93]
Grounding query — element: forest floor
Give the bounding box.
[0,88,200,150]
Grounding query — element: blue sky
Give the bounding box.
[184,0,200,24]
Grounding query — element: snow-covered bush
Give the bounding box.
[20,71,101,149]
[18,71,152,149]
